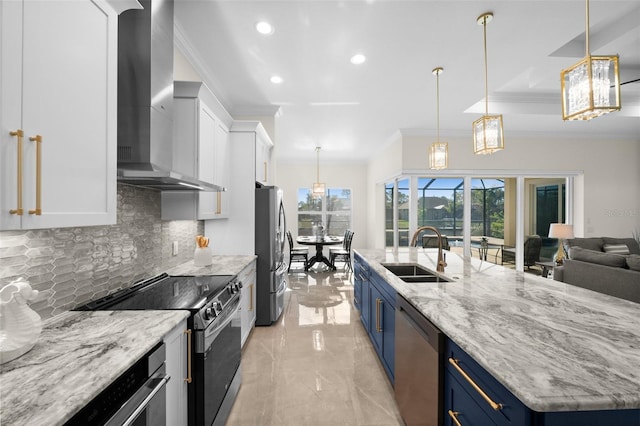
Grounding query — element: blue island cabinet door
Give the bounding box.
[360,275,371,331]
[380,292,395,383]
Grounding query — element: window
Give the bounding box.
[297,188,352,236]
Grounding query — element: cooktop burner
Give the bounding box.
[76,273,236,312]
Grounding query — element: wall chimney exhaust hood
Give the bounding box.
[116,0,223,192]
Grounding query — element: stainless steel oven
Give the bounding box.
[76,273,242,426]
[194,292,242,426]
[66,343,168,426]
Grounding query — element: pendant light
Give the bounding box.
[560,0,621,120]
[473,12,504,155]
[429,67,448,170]
[312,147,325,198]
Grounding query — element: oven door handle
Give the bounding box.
[204,295,241,343]
[105,371,170,426]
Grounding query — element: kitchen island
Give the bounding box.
[0,310,189,425]
[355,248,640,419]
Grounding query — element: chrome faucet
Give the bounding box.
[410,226,447,273]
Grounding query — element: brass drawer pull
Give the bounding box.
[448,357,503,411]
[215,191,222,214]
[29,135,42,215]
[448,410,462,426]
[184,329,193,383]
[375,298,383,332]
[9,130,24,215]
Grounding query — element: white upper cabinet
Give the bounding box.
[161,81,232,220]
[0,0,140,230]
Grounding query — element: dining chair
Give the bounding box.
[287,231,309,272]
[330,230,354,271]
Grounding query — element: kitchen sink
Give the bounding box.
[381,263,450,283]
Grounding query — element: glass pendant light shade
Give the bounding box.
[429,142,448,169]
[429,67,448,170]
[560,0,621,121]
[312,147,325,198]
[561,55,621,120]
[473,13,504,155]
[473,114,504,154]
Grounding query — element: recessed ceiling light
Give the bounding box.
[350,54,366,65]
[255,21,274,35]
[270,75,283,84]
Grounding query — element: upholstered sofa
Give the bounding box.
[553,237,640,304]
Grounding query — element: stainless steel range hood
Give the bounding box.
[117,0,222,192]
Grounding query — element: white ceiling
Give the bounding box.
[174,0,640,162]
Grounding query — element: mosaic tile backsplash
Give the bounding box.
[0,184,204,319]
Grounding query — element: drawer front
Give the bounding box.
[446,339,529,426]
[370,270,397,304]
[445,372,497,426]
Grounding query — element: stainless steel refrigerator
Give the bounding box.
[255,184,287,325]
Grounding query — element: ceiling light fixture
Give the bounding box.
[473,12,504,155]
[270,75,283,84]
[312,147,325,198]
[350,54,366,65]
[429,67,448,170]
[255,21,274,35]
[560,0,621,121]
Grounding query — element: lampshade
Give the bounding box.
[473,13,504,155]
[312,147,325,198]
[560,0,621,121]
[548,224,574,239]
[429,67,448,170]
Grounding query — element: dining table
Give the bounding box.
[296,235,344,270]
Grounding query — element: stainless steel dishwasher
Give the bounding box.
[395,295,443,426]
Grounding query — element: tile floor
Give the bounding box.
[226,267,404,426]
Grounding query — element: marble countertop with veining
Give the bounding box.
[166,254,256,276]
[355,248,640,412]
[0,310,189,426]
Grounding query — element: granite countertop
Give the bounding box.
[0,310,189,426]
[166,254,256,276]
[355,248,640,412]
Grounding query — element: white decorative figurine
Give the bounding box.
[0,278,42,364]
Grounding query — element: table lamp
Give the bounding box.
[548,224,574,265]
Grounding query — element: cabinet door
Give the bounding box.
[165,319,188,426]
[17,0,117,229]
[360,275,371,332]
[239,260,257,347]
[369,285,384,353]
[445,372,497,426]
[380,293,395,381]
[202,121,229,219]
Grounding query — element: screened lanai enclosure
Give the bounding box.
[385,178,505,247]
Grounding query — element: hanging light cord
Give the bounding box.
[585,0,590,56]
[436,71,440,141]
[483,15,489,116]
[316,147,320,182]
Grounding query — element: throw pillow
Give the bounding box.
[626,254,640,272]
[603,244,630,255]
[602,237,640,255]
[569,246,627,268]
[564,237,604,254]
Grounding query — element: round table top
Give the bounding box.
[296,236,343,245]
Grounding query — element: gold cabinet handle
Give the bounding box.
[263,161,267,182]
[9,130,24,215]
[184,329,193,383]
[375,298,383,332]
[448,410,462,426]
[248,283,254,311]
[448,358,503,411]
[215,191,222,215]
[28,135,42,215]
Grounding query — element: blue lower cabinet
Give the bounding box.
[445,372,497,426]
[446,338,640,426]
[354,255,395,384]
[369,271,396,383]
